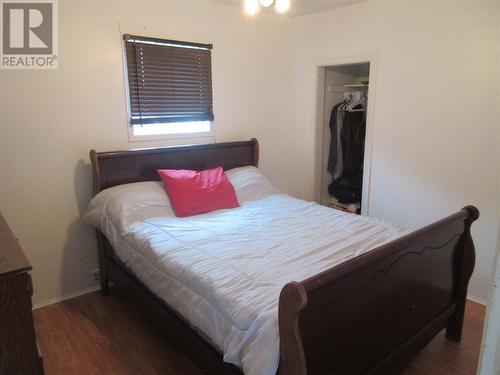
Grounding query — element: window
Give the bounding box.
[123,34,214,140]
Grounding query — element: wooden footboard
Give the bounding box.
[278,206,478,375]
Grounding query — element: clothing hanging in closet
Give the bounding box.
[327,100,366,205]
[327,101,344,176]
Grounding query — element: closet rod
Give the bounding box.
[343,84,369,88]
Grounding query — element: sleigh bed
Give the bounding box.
[88,138,478,375]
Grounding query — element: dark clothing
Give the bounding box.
[327,103,366,204]
[326,101,345,173]
[340,108,365,173]
[328,171,363,203]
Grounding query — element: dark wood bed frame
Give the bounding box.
[90,138,478,375]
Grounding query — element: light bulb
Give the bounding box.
[260,0,274,7]
[275,0,290,13]
[244,0,260,15]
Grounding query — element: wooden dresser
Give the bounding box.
[0,213,44,375]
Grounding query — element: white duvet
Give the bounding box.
[84,167,408,375]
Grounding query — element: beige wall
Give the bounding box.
[479,243,500,374]
[0,0,295,306]
[290,0,500,302]
[0,0,498,306]
[478,5,500,371]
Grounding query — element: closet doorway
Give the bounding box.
[315,57,376,216]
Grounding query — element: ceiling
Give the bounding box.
[210,0,370,17]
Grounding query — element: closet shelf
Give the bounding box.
[343,84,369,89]
[328,84,368,93]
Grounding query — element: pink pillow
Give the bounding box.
[157,167,239,217]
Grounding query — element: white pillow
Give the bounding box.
[226,166,280,204]
[84,181,174,234]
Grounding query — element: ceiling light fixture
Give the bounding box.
[275,0,290,13]
[244,0,290,15]
[244,0,260,15]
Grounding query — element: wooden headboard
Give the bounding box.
[90,139,259,196]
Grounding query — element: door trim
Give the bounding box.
[313,52,378,216]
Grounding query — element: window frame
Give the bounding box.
[121,34,215,142]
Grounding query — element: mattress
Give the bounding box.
[84,166,408,375]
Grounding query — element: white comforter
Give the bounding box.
[84,167,408,375]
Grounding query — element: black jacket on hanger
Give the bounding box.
[328,104,366,204]
[340,108,365,174]
[327,101,345,173]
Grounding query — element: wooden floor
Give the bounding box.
[33,292,485,375]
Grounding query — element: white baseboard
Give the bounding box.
[468,294,488,306]
[33,286,101,310]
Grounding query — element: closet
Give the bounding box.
[319,63,370,215]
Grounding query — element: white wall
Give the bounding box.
[290,0,500,302]
[478,6,500,370]
[0,0,295,306]
[479,242,500,374]
[0,0,498,307]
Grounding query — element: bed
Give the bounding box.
[87,138,478,375]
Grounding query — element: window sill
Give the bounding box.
[127,121,214,143]
[128,131,215,143]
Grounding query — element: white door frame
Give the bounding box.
[313,52,378,216]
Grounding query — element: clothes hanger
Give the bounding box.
[340,93,350,111]
[341,92,352,111]
[347,93,356,111]
[343,93,354,111]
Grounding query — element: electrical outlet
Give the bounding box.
[92,269,100,283]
